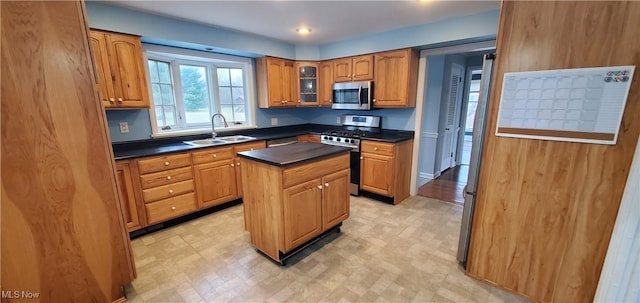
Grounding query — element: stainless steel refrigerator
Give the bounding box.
[457,53,496,266]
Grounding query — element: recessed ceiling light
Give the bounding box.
[296,27,312,35]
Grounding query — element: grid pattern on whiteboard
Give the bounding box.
[496,66,635,144]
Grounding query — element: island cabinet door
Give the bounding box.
[283,178,323,252]
[194,160,238,208]
[322,169,350,230]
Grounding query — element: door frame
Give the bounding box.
[456,65,483,165]
[411,40,496,192]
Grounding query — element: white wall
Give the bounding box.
[594,135,640,302]
[418,55,445,185]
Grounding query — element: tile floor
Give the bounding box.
[125,195,529,303]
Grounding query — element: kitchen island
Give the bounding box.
[238,142,351,264]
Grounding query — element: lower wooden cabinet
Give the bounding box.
[193,158,238,208]
[145,192,197,225]
[360,139,414,204]
[115,161,144,232]
[242,152,351,262]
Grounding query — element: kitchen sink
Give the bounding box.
[216,135,256,142]
[183,135,255,147]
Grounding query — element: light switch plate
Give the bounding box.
[119,121,129,133]
[271,117,278,126]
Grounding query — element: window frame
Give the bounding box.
[143,44,257,138]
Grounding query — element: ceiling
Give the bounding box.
[103,1,501,45]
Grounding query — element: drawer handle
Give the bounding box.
[166,176,172,180]
[250,148,254,151]
[171,206,176,211]
[230,163,235,167]
[374,147,378,151]
[213,154,217,158]
[237,162,241,166]
[164,161,170,166]
[168,189,174,194]
[317,185,323,190]
[325,183,329,187]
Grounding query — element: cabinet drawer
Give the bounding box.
[138,153,191,174]
[192,146,234,165]
[234,141,267,153]
[145,192,197,225]
[361,140,394,156]
[142,179,194,203]
[139,166,193,189]
[283,153,350,188]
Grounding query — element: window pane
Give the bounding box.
[180,65,210,124]
[219,87,232,104]
[160,84,174,105]
[470,80,481,92]
[164,106,176,126]
[148,60,159,82]
[220,105,234,120]
[230,68,243,86]
[232,87,245,104]
[217,68,230,86]
[155,106,165,126]
[151,84,162,103]
[158,61,171,83]
[469,92,479,102]
[234,105,245,122]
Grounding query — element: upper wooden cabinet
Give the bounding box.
[256,57,296,108]
[89,30,150,109]
[333,55,374,82]
[295,62,320,106]
[373,49,419,107]
[318,61,334,106]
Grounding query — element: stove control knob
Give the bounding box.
[336,138,341,142]
[350,139,355,144]
[329,137,333,141]
[323,136,328,140]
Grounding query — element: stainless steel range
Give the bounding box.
[321,115,381,195]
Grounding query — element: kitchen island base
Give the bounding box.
[256,223,342,266]
[238,143,352,264]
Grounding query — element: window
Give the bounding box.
[464,71,482,135]
[144,45,255,137]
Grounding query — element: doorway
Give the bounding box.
[417,56,485,205]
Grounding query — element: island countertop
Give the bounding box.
[237,142,351,167]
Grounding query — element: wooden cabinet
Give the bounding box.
[256,57,296,108]
[115,161,144,232]
[89,30,150,109]
[297,134,321,143]
[232,141,267,197]
[242,152,351,263]
[360,139,414,204]
[373,49,419,107]
[136,153,196,224]
[295,62,320,106]
[333,55,374,82]
[192,146,237,209]
[318,61,334,106]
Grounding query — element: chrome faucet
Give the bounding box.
[211,113,228,138]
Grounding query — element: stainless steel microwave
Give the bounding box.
[331,81,373,110]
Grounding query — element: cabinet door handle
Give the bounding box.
[171,206,176,211]
[164,161,170,166]
[166,176,172,180]
[373,98,376,103]
[329,100,332,103]
[325,183,329,187]
[109,98,115,104]
[231,163,235,167]
[347,74,351,78]
[298,100,301,103]
[168,189,174,194]
[250,148,254,151]
[237,162,241,166]
[117,97,123,103]
[317,185,323,190]
[360,157,363,160]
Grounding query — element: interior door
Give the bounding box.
[440,63,464,172]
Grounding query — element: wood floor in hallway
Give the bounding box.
[418,165,468,205]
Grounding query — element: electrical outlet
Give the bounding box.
[119,121,129,133]
[271,117,278,126]
[336,116,341,124]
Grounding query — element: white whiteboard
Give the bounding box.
[496,65,635,144]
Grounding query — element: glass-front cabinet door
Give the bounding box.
[295,62,319,106]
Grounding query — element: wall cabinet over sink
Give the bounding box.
[89,30,150,109]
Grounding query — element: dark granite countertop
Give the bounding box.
[112,123,414,160]
[238,142,351,167]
